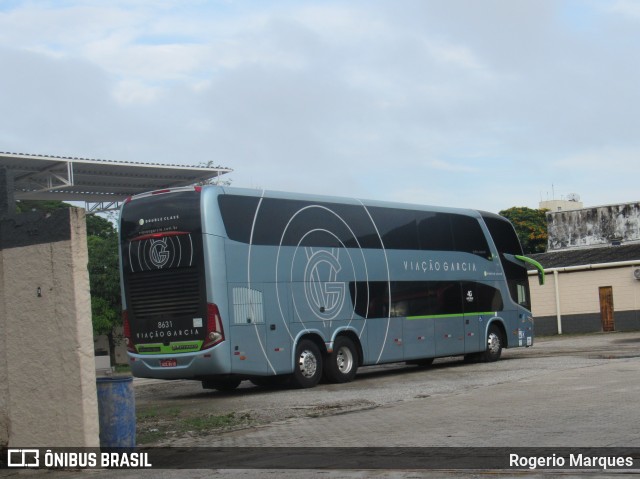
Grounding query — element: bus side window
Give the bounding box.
[417,212,453,251]
[450,215,491,259]
[517,283,529,308]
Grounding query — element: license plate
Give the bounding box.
[160,359,177,367]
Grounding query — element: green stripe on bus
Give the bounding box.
[136,341,203,354]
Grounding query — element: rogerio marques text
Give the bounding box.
[510,453,634,470]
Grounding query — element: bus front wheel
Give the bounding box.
[480,325,503,362]
[324,336,358,383]
[291,339,323,388]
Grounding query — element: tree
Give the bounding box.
[86,215,121,363]
[498,207,548,254]
[15,199,69,213]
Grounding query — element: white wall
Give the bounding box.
[530,265,640,318]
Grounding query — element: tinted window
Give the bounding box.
[121,190,202,241]
[218,195,260,244]
[350,281,388,319]
[219,194,490,258]
[481,214,523,255]
[462,282,504,312]
[481,213,530,309]
[219,195,384,248]
[506,266,531,309]
[417,212,453,251]
[350,281,507,318]
[368,208,419,250]
[451,214,490,258]
[390,281,462,317]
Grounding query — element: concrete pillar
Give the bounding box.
[0,208,99,447]
[0,226,7,446]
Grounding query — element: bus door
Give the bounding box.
[462,281,504,353]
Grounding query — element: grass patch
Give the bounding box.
[137,406,181,421]
[136,408,252,445]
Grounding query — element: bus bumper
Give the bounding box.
[128,344,229,379]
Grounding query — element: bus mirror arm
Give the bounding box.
[512,254,545,286]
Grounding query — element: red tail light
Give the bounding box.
[122,310,136,353]
[201,303,225,350]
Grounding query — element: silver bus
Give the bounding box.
[119,186,543,389]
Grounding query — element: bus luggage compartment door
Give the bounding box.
[229,284,268,375]
[228,283,291,376]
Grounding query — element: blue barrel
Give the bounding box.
[96,376,136,447]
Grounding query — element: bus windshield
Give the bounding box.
[481,213,532,310]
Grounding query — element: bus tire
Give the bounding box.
[291,339,323,388]
[481,324,503,362]
[324,336,358,383]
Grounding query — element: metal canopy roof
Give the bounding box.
[0,151,232,211]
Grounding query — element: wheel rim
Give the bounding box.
[298,350,318,378]
[336,346,354,374]
[487,331,501,355]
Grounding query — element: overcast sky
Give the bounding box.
[1,0,638,213]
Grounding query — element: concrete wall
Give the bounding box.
[547,202,640,250]
[0,208,99,447]
[529,264,640,335]
[0,236,7,444]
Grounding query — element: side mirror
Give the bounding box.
[515,255,545,286]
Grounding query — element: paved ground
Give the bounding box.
[172,356,640,448]
[5,331,640,478]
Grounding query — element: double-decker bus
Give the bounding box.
[119,186,544,390]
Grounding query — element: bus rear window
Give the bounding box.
[121,190,202,241]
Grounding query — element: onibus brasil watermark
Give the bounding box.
[6,449,152,469]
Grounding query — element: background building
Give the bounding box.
[528,200,640,335]
[539,193,583,213]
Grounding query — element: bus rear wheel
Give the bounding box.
[291,339,323,388]
[480,324,503,362]
[324,336,358,383]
